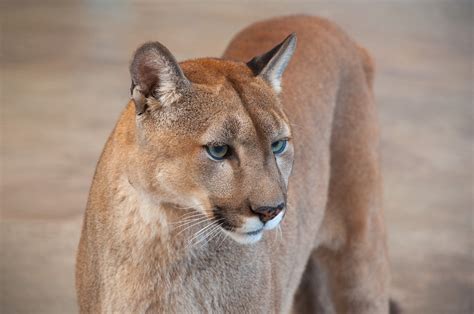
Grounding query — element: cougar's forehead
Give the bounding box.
[202,108,289,145]
[192,89,290,149]
[154,58,290,141]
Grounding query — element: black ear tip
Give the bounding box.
[129,41,176,71]
[130,41,164,70]
[286,33,297,45]
[133,41,164,53]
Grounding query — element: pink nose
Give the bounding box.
[251,203,284,223]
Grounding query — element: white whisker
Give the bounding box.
[172,217,208,229]
[172,209,215,222]
[190,219,225,249]
[175,217,210,235]
[171,213,208,225]
[175,211,208,220]
[215,230,228,250]
[205,225,223,246]
[186,221,220,249]
[186,220,221,247]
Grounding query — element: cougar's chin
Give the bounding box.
[215,215,261,244]
[223,228,264,244]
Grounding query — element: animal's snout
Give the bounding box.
[251,203,285,223]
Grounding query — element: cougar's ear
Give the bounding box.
[130,42,190,114]
[247,33,297,94]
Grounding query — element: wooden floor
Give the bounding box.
[1,1,472,313]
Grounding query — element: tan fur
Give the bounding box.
[76,15,389,313]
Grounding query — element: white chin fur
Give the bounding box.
[236,216,263,233]
[263,210,284,230]
[223,229,263,244]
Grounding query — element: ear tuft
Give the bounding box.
[129,42,189,114]
[247,33,297,93]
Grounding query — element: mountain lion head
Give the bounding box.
[127,34,297,244]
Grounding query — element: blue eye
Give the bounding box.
[271,140,287,155]
[206,145,229,161]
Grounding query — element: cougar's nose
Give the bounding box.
[251,203,285,223]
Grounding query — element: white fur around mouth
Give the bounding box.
[222,210,285,245]
[263,210,284,230]
[223,228,263,244]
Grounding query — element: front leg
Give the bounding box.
[316,201,390,314]
[292,251,335,314]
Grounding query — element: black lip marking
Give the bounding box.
[212,207,236,231]
[245,229,263,236]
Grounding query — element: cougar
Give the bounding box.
[76,15,390,313]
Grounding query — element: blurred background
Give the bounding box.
[1,0,472,313]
